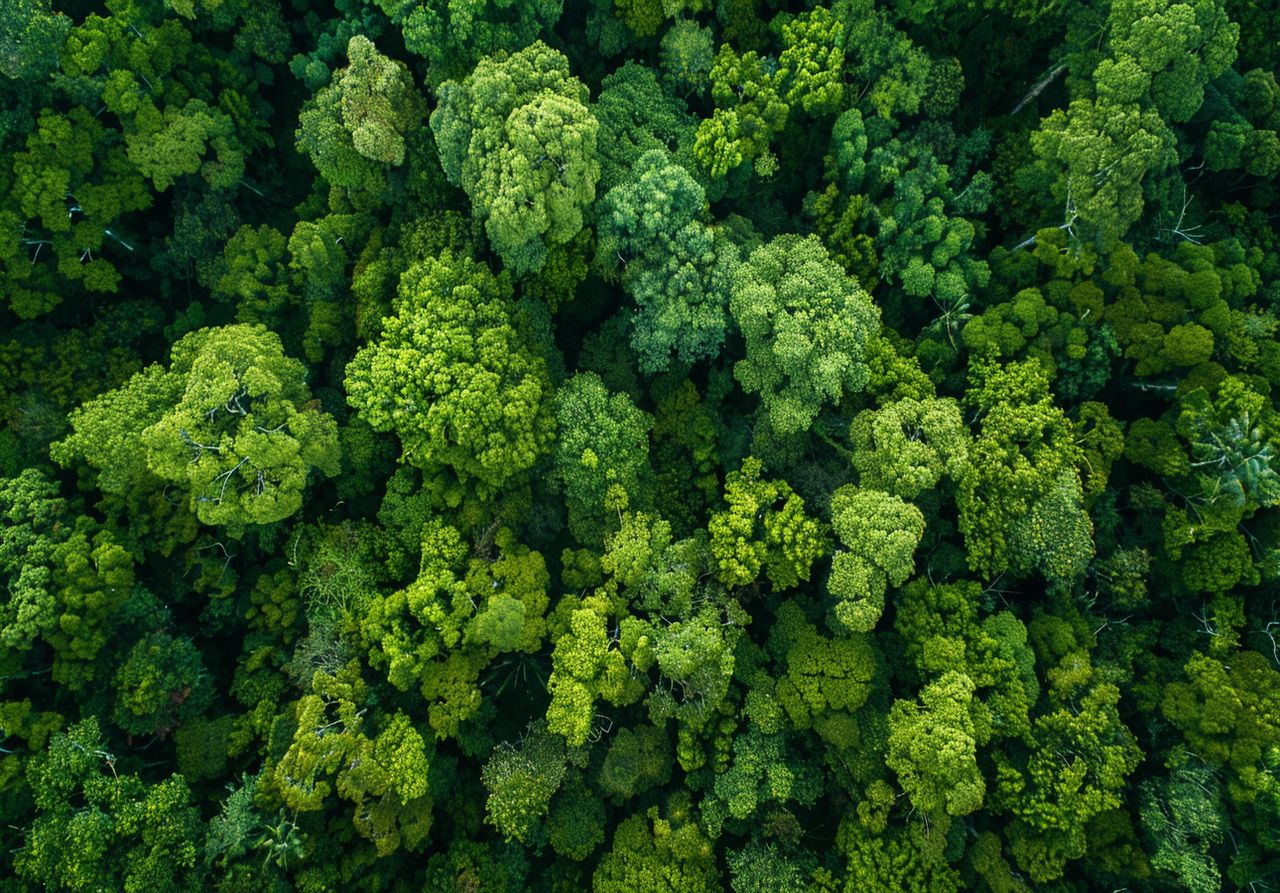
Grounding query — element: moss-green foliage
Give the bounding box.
[3,1,1279,890]
[430,41,599,275]
[730,233,880,436]
[345,250,554,499]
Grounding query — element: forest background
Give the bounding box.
[2,0,1280,890]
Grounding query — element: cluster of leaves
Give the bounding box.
[3,1,1280,891]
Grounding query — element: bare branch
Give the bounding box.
[1011,62,1068,116]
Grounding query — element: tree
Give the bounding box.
[56,325,338,533]
[776,5,846,116]
[286,213,367,362]
[660,21,716,97]
[213,225,293,324]
[52,365,182,501]
[598,724,673,802]
[345,251,554,495]
[730,234,880,436]
[726,841,810,893]
[592,63,700,193]
[374,0,562,87]
[551,372,654,547]
[546,605,638,746]
[125,100,242,194]
[828,485,925,632]
[644,608,738,726]
[204,774,308,879]
[1006,469,1096,585]
[1103,0,1238,123]
[692,6,844,177]
[1139,747,1228,893]
[834,0,934,121]
[0,0,69,82]
[601,511,704,616]
[0,470,138,689]
[807,107,991,314]
[1161,651,1280,805]
[708,457,828,591]
[894,579,1038,742]
[887,671,986,825]
[15,719,204,892]
[694,46,786,178]
[610,0,708,38]
[957,359,1089,583]
[7,106,151,306]
[1029,99,1177,245]
[270,665,434,855]
[113,632,212,737]
[334,36,424,166]
[547,774,606,860]
[593,800,720,893]
[596,150,738,374]
[362,520,551,739]
[1177,376,1280,510]
[430,42,600,274]
[139,325,340,531]
[836,792,963,892]
[710,721,822,827]
[296,36,425,198]
[849,396,969,499]
[994,680,1142,882]
[482,721,568,844]
[769,602,877,737]
[650,379,722,534]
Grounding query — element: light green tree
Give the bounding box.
[56,325,339,533]
[552,372,654,547]
[828,485,925,632]
[849,396,970,499]
[140,325,340,531]
[430,42,600,274]
[957,359,1088,583]
[730,234,879,436]
[888,671,986,825]
[708,457,828,591]
[296,36,425,197]
[482,721,569,844]
[345,251,554,495]
[593,799,720,893]
[15,718,204,892]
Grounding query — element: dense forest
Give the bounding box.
[2,0,1279,890]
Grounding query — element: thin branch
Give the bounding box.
[1011,62,1068,116]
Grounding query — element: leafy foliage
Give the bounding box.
[3,1,1278,890]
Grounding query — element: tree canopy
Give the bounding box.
[3,1,1279,891]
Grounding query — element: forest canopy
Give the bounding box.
[2,0,1280,891]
